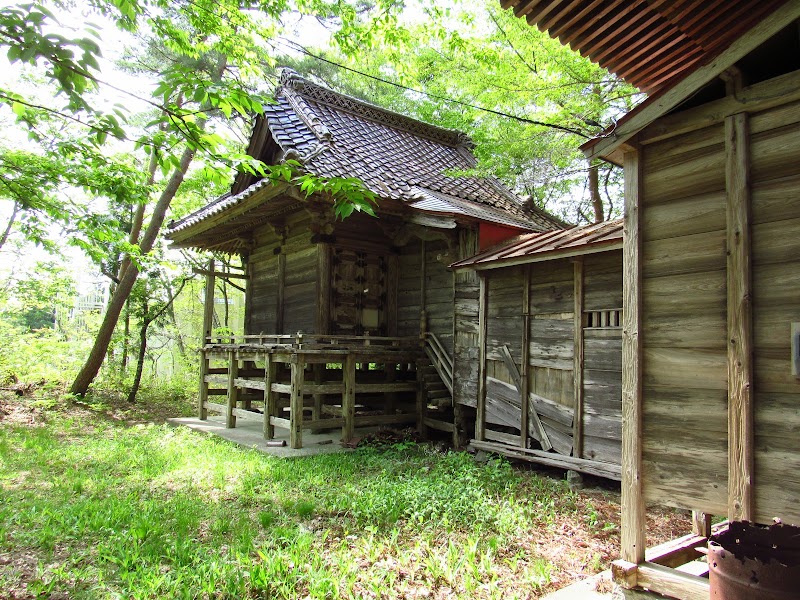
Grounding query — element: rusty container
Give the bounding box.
[708,521,800,599]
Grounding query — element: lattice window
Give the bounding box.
[585,308,622,328]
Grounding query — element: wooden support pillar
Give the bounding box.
[263,353,276,439]
[725,112,754,522]
[476,274,488,441]
[520,268,531,449]
[384,362,397,415]
[276,251,286,334]
[621,148,645,565]
[289,355,305,449]
[419,240,427,336]
[243,254,253,335]
[572,257,585,459]
[198,259,215,419]
[416,359,427,437]
[342,354,356,443]
[312,363,325,426]
[198,350,209,420]
[316,244,331,335]
[226,350,239,429]
[387,254,399,337]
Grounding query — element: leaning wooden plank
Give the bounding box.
[646,521,728,568]
[269,416,291,429]
[469,440,621,480]
[231,408,263,423]
[501,345,552,450]
[529,393,574,427]
[484,428,523,446]
[541,417,573,456]
[423,417,456,433]
[205,402,227,414]
[635,562,710,600]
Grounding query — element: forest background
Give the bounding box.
[0,0,642,401]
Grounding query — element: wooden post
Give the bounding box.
[520,267,531,449]
[263,353,276,439]
[276,251,286,334]
[416,359,427,437]
[725,112,754,523]
[621,148,645,565]
[692,511,713,538]
[312,363,324,427]
[342,354,356,443]
[243,253,253,335]
[384,362,397,415]
[198,259,215,419]
[419,240,427,336]
[573,257,585,459]
[289,355,305,449]
[198,350,209,420]
[476,274,488,441]
[226,350,239,429]
[387,254,399,337]
[316,244,331,335]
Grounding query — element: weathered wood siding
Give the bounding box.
[453,229,480,409]
[639,122,729,514]
[582,250,623,464]
[637,85,800,523]
[749,99,800,524]
[397,241,422,338]
[424,239,455,355]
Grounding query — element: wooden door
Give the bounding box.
[331,247,387,335]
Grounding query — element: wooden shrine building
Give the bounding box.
[167,69,562,449]
[452,219,623,481]
[503,1,800,598]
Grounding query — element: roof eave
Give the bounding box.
[579,2,800,163]
[452,239,623,271]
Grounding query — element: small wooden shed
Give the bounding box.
[451,219,623,480]
[167,69,562,448]
[503,1,800,598]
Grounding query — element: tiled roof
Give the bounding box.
[169,69,562,235]
[451,218,622,270]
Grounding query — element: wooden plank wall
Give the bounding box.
[247,213,318,335]
[396,241,422,338]
[749,98,800,525]
[582,251,623,464]
[639,121,729,514]
[453,229,480,409]
[424,239,455,355]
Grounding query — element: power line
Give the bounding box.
[276,39,592,139]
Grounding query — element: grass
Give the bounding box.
[0,390,682,599]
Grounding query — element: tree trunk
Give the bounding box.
[163,277,186,358]
[127,299,149,403]
[121,298,131,372]
[69,146,196,397]
[0,201,20,252]
[588,160,604,223]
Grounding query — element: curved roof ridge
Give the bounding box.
[278,67,474,149]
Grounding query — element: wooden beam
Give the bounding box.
[316,243,331,335]
[342,355,356,443]
[640,68,800,145]
[725,112,754,522]
[476,274,488,441]
[276,251,286,334]
[226,350,239,429]
[263,354,276,439]
[636,562,710,600]
[584,1,800,161]
[192,268,250,280]
[387,253,399,337]
[289,355,305,449]
[419,240,427,335]
[572,257,585,459]
[621,148,645,564]
[692,511,713,538]
[520,267,531,449]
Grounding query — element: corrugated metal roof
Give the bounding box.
[451,217,622,269]
[501,0,787,94]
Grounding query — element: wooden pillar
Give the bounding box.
[276,250,286,334]
[725,112,754,522]
[263,353,276,439]
[621,148,645,565]
[243,253,253,335]
[572,257,585,459]
[387,254,399,337]
[289,355,305,449]
[520,267,531,449]
[475,274,488,441]
[416,359,427,437]
[312,363,325,426]
[198,259,215,419]
[342,354,356,443]
[226,349,239,429]
[316,244,331,335]
[384,362,397,415]
[419,240,427,336]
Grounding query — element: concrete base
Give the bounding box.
[167,416,355,458]
[542,571,662,600]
